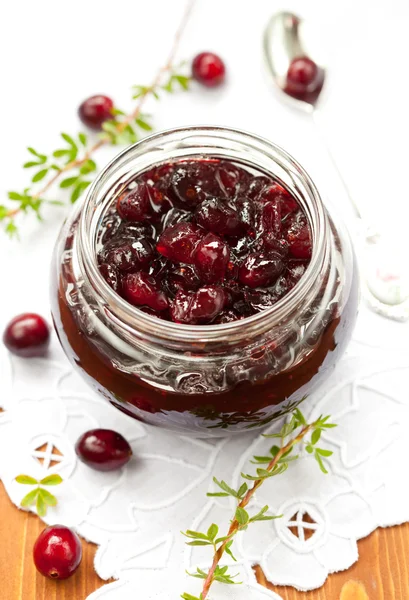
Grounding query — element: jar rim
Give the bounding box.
[79,125,328,345]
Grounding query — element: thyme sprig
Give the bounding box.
[15,473,63,517]
[181,409,336,600]
[1,0,196,237]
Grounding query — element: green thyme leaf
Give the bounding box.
[60,176,78,189]
[315,452,328,474]
[213,477,238,498]
[20,488,40,507]
[235,507,249,525]
[38,488,57,507]
[71,180,91,203]
[40,474,63,486]
[174,74,190,90]
[23,161,42,169]
[315,448,333,457]
[207,523,218,541]
[36,492,47,517]
[182,530,209,540]
[135,117,153,131]
[224,539,237,561]
[293,408,307,425]
[61,133,77,149]
[78,132,87,146]
[237,483,248,498]
[0,205,8,220]
[181,594,202,600]
[27,147,47,160]
[5,222,19,238]
[16,475,38,485]
[186,540,212,546]
[8,191,24,201]
[311,429,321,445]
[53,149,70,158]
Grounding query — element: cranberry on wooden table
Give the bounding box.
[33,525,82,580]
[78,95,114,130]
[192,52,226,87]
[97,157,312,324]
[75,428,133,471]
[3,313,50,357]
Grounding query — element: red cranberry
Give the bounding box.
[117,185,151,222]
[123,272,168,311]
[263,234,289,256]
[239,252,284,288]
[100,212,122,244]
[287,57,318,87]
[161,207,192,231]
[166,265,201,295]
[216,162,249,196]
[33,525,82,580]
[170,287,226,324]
[170,162,221,206]
[195,198,243,236]
[129,238,155,266]
[192,52,226,87]
[170,291,194,323]
[245,289,276,311]
[258,183,298,215]
[190,286,226,323]
[194,233,230,283]
[100,263,121,293]
[3,313,50,357]
[75,428,132,471]
[256,200,282,236]
[157,222,202,264]
[287,219,312,259]
[235,198,255,232]
[78,95,114,131]
[242,176,272,199]
[103,244,135,272]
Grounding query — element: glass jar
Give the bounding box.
[51,126,358,435]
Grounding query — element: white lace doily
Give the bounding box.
[0,303,408,599]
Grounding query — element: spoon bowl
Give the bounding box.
[264,12,326,111]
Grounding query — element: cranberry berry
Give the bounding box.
[75,428,132,471]
[78,95,114,131]
[157,222,202,264]
[195,233,230,283]
[287,57,318,87]
[192,52,226,87]
[3,313,50,357]
[33,525,82,580]
[123,271,169,311]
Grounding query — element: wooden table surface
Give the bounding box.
[1,481,408,600]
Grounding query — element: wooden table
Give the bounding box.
[1,482,408,599]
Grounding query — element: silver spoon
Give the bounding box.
[264,11,409,322]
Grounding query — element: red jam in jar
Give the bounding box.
[51,127,358,435]
[96,158,312,324]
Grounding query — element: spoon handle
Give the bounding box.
[311,110,409,321]
[311,110,363,221]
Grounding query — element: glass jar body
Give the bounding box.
[51,127,359,435]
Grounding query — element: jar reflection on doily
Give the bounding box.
[50,126,359,435]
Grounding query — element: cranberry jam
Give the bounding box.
[96,159,312,325]
[51,127,358,435]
